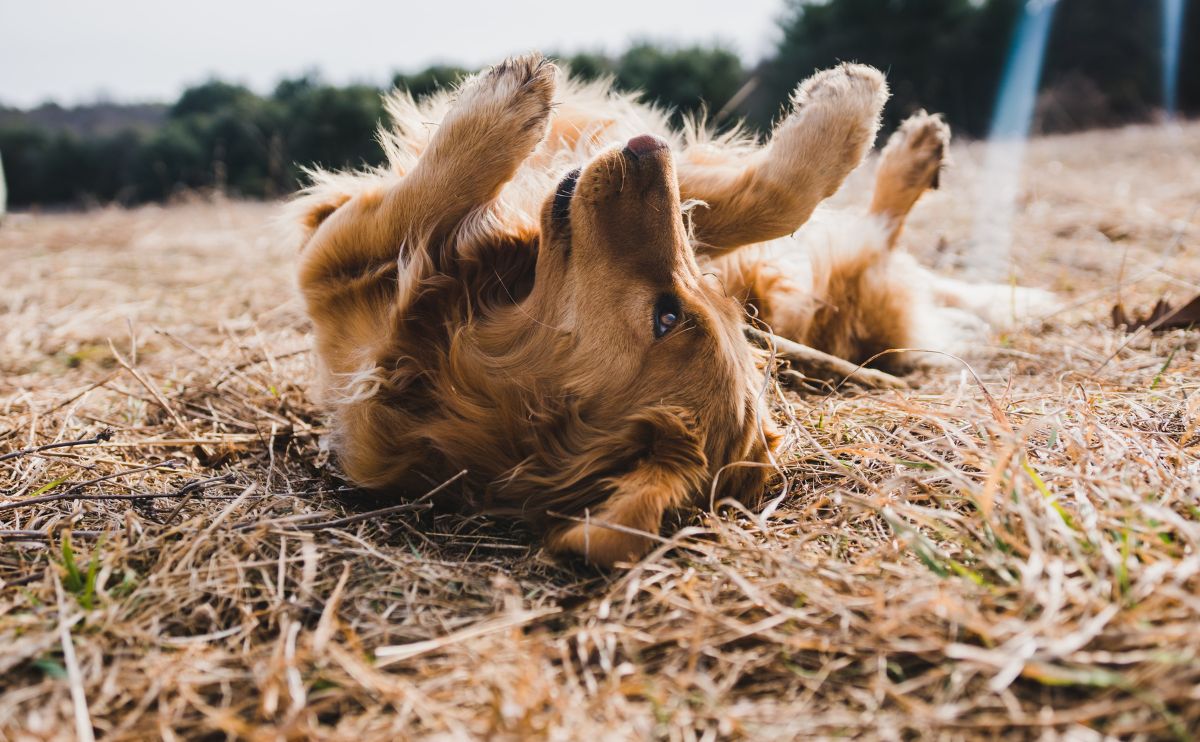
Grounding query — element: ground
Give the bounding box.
[1,122,1198,740]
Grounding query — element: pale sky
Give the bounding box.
[1,0,786,108]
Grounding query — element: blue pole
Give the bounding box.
[989,0,1061,141]
[1164,0,1185,119]
[971,0,1061,277]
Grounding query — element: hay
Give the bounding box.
[2,123,1198,739]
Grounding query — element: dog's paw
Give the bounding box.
[456,52,556,138]
[878,110,951,191]
[546,520,653,568]
[791,63,889,126]
[769,64,889,198]
[487,53,557,105]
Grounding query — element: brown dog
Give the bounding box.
[292,53,1040,566]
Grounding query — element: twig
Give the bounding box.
[546,508,673,547]
[160,475,237,525]
[744,326,908,390]
[35,477,233,510]
[1,571,46,588]
[0,459,184,511]
[374,606,561,666]
[95,432,323,447]
[107,341,189,432]
[313,563,352,653]
[0,429,114,463]
[280,470,467,533]
[0,530,107,541]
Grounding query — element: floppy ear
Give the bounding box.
[545,409,707,567]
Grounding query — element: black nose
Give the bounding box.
[623,134,669,159]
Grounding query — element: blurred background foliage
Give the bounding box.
[1,0,1195,207]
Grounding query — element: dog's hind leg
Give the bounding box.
[863,112,1058,327]
[677,64,888,255]
[869,110,950,249]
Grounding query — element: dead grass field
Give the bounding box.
[2,122,1198,740]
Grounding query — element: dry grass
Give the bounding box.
[2,122,1198,740]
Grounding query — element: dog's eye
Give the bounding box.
[552,167,581,222]
[653,294,683,339]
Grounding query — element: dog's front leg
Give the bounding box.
[546,466,693,568]
[678,64,888,255]
[397,53,557,235]
[299,54,556,291]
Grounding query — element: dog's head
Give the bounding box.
[517,135,776,563]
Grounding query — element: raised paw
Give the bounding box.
[869,110,951,248]
[672,63,888,253]
[791,63,890,128]
[447,53,556,146]
[877,110,950,193]
[408,53,558,225]
[768,63,889,201]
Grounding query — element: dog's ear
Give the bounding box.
[620,406,709,477]
[546,408,707,566]
[284,189,354,256]
[302,194,351,233]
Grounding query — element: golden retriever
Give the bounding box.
[291,53,1039,566]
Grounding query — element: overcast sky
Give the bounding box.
[1,0,785,108]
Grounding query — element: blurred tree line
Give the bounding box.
[2,0,1195,207]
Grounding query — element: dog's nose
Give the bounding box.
[623,134,669,159]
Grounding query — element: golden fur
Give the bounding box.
[291,53,1042,566]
